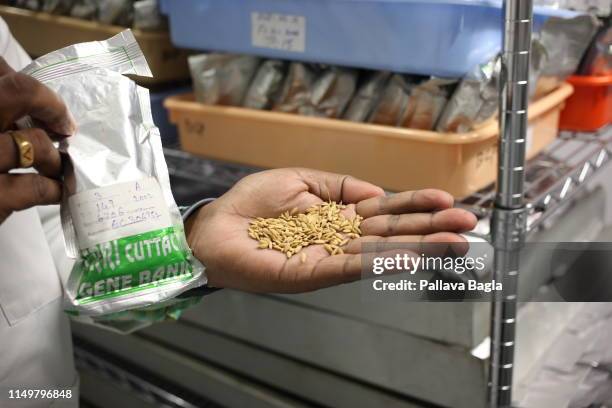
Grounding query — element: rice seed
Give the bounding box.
[248,202,363,258]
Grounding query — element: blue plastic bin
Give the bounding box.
[160,0,577,77]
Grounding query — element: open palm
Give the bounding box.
[185,168,477,293]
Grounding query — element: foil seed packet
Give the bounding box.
[188,53,261,106]
[344,71,391,122]
[243,59,287,110]
[22,30,206,317]
[368,74,415,127]
[308,67,358,118]
[273,62,321,114]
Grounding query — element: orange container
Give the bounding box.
[560,75,612,132]
[166,83,573,197]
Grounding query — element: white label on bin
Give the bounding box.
[251,12,306,53]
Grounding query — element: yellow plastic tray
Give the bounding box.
[166,83,573,197]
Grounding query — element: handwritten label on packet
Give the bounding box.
[251,12,306,53]
[69,178,172,249]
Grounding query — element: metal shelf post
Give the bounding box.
[488,0,533,407]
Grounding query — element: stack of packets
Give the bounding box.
[10,0,165,31]
[189,14,600,133]
[188,54,457,131]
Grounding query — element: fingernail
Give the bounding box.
[57,110,77,136]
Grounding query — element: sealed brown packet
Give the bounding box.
[401,78,457,130]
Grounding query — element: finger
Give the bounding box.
[0,72,76,135]
[297,168,385,204]
[0,129,62,177]
[343,232,469,257]
[0,173,61,220]
[360,208,477,237]
[0,57,15,77]
[298,247,426,291]
[356,189,454,219]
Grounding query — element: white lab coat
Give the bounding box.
[0,18,79,407]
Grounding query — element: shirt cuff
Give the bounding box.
[178,198,220,298]
[180,198,216,221]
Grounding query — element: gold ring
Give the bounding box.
[10,131,34,168]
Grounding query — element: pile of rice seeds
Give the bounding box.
[248,201,364,261]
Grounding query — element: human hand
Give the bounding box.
[185,168,477,293]
[0,58,76,224]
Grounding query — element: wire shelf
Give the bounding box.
[458,125,612,237]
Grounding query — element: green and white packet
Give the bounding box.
[22,30,207,316]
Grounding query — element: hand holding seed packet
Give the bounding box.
[21,31,206,323]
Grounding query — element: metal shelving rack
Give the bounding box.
[163,132,612,408]
[159,2,612,406]
[488,1,608,406]
[488,1,534,405]
[163,127,612,407]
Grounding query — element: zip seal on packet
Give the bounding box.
[22,30,207,316]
